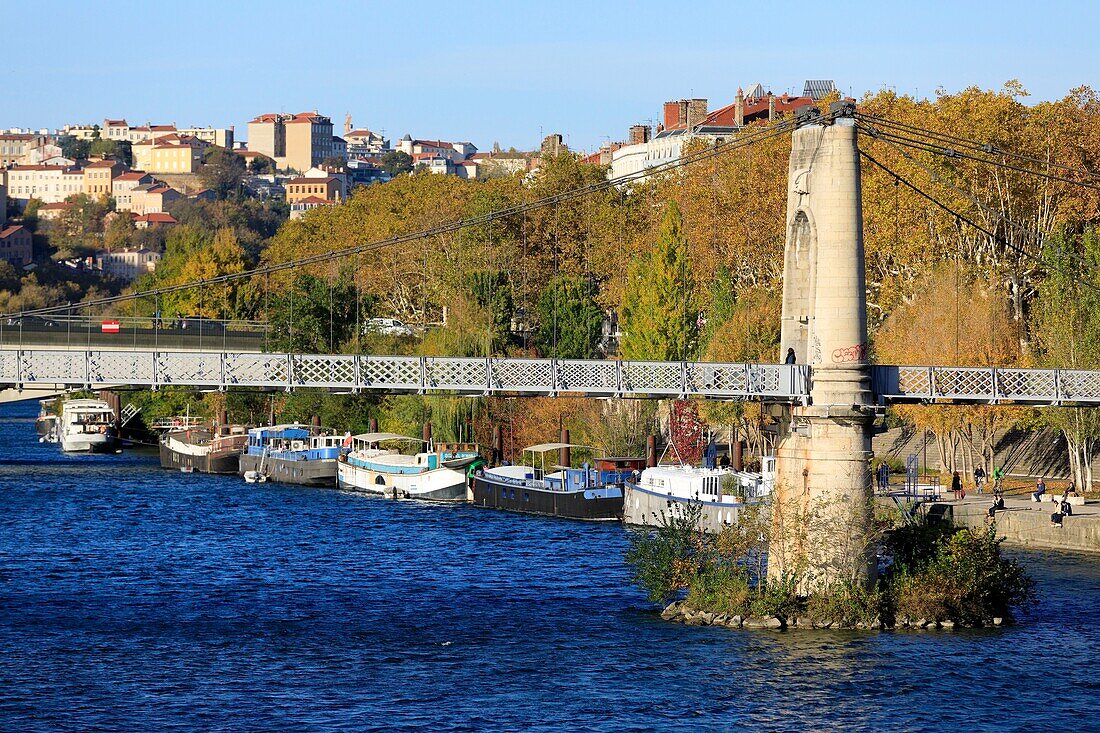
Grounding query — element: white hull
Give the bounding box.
[61,432,118,453]
[337,460,469,501]
[623,482,750,534]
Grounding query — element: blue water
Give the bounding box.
[1,401,1098,732]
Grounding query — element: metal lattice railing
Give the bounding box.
[873,365,1100,405]
[0,349,811,402]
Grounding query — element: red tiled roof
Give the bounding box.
[0,225,28,239]
[346,129,378,138]
[38,202,74,211]
[104,119,128,126]
[414,139,454,150]
[150,125,177,131]
[114,172,151,181]
[249,113,282,123]
[0,133,38,141]
[288,112,329,123]
[86,159,120,168]
[63,169,84,176]
[7,164,70,171]
[145,185,175,195]
[294,196,333,205]
[132,212,177,224]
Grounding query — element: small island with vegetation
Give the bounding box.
[626,501,1035,631]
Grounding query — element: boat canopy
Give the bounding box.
[522,442,593,453]
[353,432,421,443]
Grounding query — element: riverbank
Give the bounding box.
[918,493,1100,554]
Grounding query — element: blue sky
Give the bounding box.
[4,1,1098,152]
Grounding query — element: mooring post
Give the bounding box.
[422,421,432,452]
[646,434,657,468]
[560,428,570,468]
[493,425,504,466]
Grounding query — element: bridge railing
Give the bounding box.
[873,365,1100,405]
[0,348,811,401]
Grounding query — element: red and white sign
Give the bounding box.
[101,320,121,334]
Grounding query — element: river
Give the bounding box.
[0,400,1097,732]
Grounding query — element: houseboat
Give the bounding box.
[338,433,485,501]
[622,456,776,533]
[238,424,344,486]
[59,399,120,453]
[469,443,628,521]
[36,400,59,443]
[160,423,249,474]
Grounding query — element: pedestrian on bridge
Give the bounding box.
[876,461,890,494]
[784,348,796,365]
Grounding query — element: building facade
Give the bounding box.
[0,225,34,266]
[112,172,155,210]
[248,112,336,172]
[83,159,125,197]
[95,248,161,281]
[0,133,50,166]
[4,166,85,205]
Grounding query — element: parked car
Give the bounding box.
[363,317,414,337]
[176,316,226,333]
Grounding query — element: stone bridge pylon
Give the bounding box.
[769,108,875,592]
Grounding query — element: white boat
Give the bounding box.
[623,456,776,533]
[337,432,484,501]
[36,399,59,443]
[243,470,267,484]
[59,399,121,453]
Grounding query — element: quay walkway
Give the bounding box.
[889,491,1100,554]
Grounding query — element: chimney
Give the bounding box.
[687,98,708,128]
[628,124,651,145]
[768,92,776,121]
[678,100,689,126]
[735,88,745,127]
[662,101,680,130]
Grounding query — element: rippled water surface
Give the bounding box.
[1,401,1099,732]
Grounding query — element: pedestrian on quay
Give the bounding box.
[877,461,891,494]
[993,465,1005,492]
[974,465,986,494]
[952,470,964,501]
[1032,477,1047,503]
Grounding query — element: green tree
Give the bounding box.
[620,200,696,360]
[60,137,91,160]
[268,273,367,353]
[89,138,132,167]
[535,274,603,358]
[380,150,413,177]
[1031,229,1100,489]
[199,147,248,200]
[465,270,513,354]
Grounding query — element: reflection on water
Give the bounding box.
[0,399,1097,732]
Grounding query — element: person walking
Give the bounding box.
[974,465,986,494]
[877,461,890,494]
[952,470,963,501]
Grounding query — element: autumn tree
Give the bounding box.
[876,264,1023,476]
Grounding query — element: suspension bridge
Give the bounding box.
[5,102,1099,586]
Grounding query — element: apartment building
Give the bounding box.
[83,159,125,197]
[247,112,336,172]
[129,184,182,215]
[0,133,50,166]
[132,134,207,173]
[4,166,85,205]
[112,172,155,210]
[95,247,161,281]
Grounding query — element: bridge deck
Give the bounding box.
[0,349,808,400]
[2,350,1096,405]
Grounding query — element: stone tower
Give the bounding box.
[770,110,874,593]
